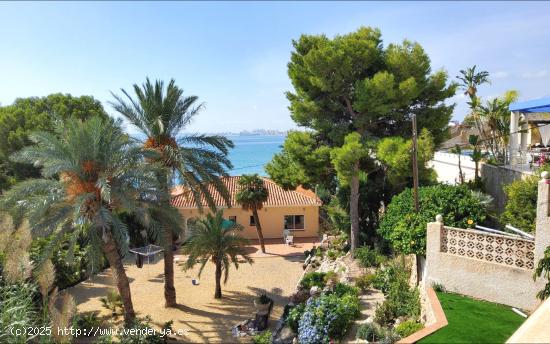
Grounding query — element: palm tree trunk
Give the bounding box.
[253,210,266,253]
[458,156,464,184]
[159,170,177,307]
[214,261,222,299]
[163,230,177,307]
[102,231,135,325]
[349,161,360,253]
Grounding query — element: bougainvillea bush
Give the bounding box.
[378,184,488,255]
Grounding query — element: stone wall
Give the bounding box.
[424,175,550,311]
[480,163,533,215]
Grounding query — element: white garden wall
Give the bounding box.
[424,175,550,311]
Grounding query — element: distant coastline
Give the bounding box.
[212,129,289,136]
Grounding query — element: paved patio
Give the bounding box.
[67,241,313,343]
[244,237,319,258]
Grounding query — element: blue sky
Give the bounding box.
[1,1,550,133]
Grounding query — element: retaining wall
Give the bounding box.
[424,176,550,311]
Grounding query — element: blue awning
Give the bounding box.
[510,97,550,113]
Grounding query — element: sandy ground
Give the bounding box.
[67,241,316,343]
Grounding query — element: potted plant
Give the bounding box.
[254,294,273,315]
[254,294,274,331]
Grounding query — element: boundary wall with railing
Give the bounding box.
[424,174,550,311]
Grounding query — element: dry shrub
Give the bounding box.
[0,215,33,283]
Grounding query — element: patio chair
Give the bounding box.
[283,229,290,244]
[285,235,294,246]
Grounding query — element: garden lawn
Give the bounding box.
[419,292,524,344]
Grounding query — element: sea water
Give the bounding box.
[227,135,285,176]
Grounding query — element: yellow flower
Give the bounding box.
[467,219,474,225]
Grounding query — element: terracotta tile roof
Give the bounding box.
[171,176,322,208]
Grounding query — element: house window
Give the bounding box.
[249,215,256,226]
[284,215,305,230]
[229,216,237,223]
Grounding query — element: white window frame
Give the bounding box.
[284,214,305,231]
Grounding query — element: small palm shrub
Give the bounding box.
[256,294,272,305]
[100,290,123,316]
[72,312,102,335]
[183,211,253,299]
[395,320,424,337]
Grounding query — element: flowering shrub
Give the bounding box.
[297,293,360,343]
[286,303,305,332]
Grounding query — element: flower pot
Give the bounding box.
[254,299,273,315]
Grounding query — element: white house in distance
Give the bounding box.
[509,97,550,169]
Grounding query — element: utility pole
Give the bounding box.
[412,113,419,212]
[412,113,421,286]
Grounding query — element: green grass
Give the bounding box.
[418,292,525,344]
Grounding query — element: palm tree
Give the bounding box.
[457,65,490,102]
[450,144,464,184]
[235,174,269,253]
[183,211,253,299]
[457,66,491,152]
[1,116,162,324]
[468,134,488,187]
[477,90,519,164]
[110,78,233,307]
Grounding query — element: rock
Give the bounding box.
[290,289,309,304]
[366,316,374,324]
[309,286,321,297]
[397,316,408,325]
[272,325,296,344]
